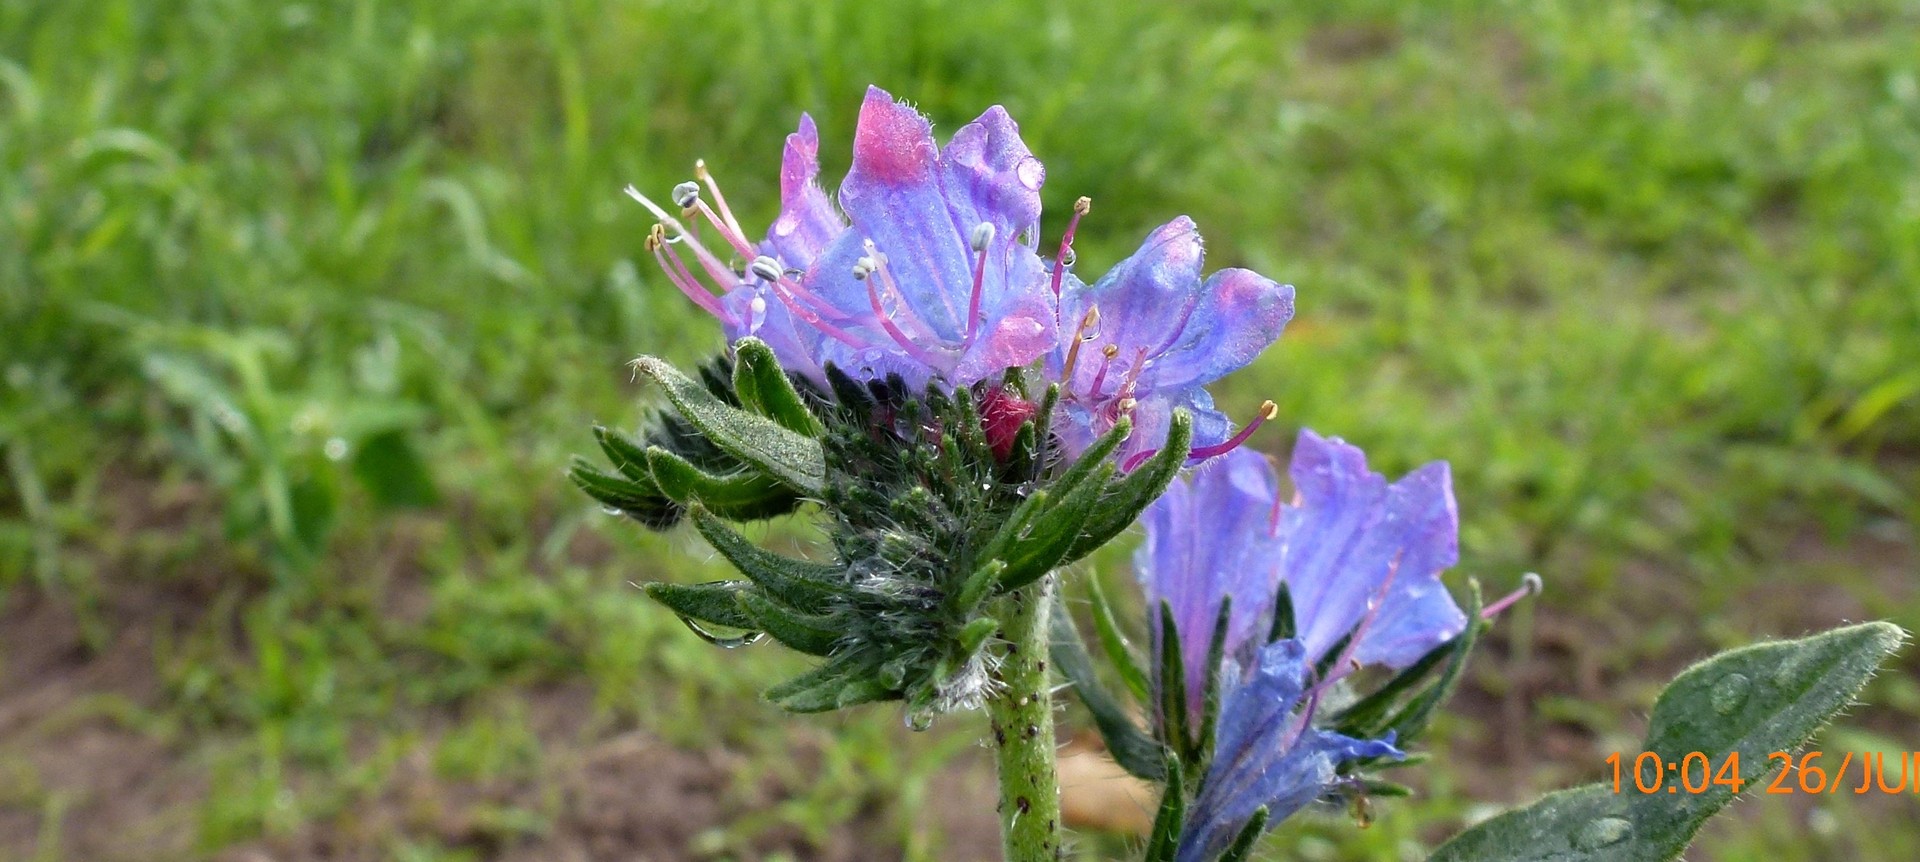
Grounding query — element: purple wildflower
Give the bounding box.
[1174,640,1402,862]
[1048,217,1296,466]
[1135,431,1469,852]
[628,86,1058,391]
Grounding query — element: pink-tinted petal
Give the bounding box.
[764,113,847,269]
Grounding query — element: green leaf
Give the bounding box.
[1087,573,1150,704]
[1429,621,1907,862]
[688,507,843,615]
[994,459,1115,591]
[765,653,891,712]
[633,355,825,495]
[1064,410,1192,564]
[640,581,757,634]
[731,338,825,436]
[645,446,799,521]
[738,590,842,656]
[1049,607,1165,781]
[568,457,680,528]
[592,424,654,482]
[1368,580,1485,746]
[1217,805,1270,862]
[1144,753,1187,862]
[1157,602,1191,758]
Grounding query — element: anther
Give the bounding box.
[749,256,784,283]
[671,181,701,208]
[853,258,874,280]
[970,222,996,251]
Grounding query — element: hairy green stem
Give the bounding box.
[986,578,1062,861]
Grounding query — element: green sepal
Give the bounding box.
[1049,607,1166,781]
[994,459,1115,592]
[1267,581,1295,643]
[569,458,679,528]
[1088,573,1150,704]
[954,559,1008,615]
[1143,753,1187,862]
[1378,580,1485,746]
[738,590,841,656]
[1217,806,1270,862]
[957,616,1001,656]
[731,337,825,436]
[688,507,843,615]
[1195,597,1232,758]
[591,424,653,481]
[1331,582,1481,740]
[639,580,756,632]
[1064,409,1193,564]
[633,355,826,495]
[645,445,798,521]
[765,654,896,712]
[1157,601,1191,757]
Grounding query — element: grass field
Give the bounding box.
[3,0,1919,859]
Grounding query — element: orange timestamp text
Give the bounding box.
[1607,751,1920,795]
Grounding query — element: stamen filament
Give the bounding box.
[867,272,946,367]
[1050,196,1091,299]
[690,199,756,260]
[694,159,747,239]
[1480,573,1544,621]
[1058,306,1101,386]
[626,186,739,286]
[653,234,730,321]
[1186,400,1279,461]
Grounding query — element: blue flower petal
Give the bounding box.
[1279,430,1467,669]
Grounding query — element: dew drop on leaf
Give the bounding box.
[904,710,935,732]
[1710,673,1752,715]
[1572,816,1632,851]
[676,616,765,649]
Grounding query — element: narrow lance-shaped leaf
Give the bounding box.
[1429,621,1907,862]
[1088,573,1151,704]
[738,590,843,657]
[731,338,825,436]
[632,356,826,495]
[640,581,757,636]
[1050,607,1166,781]
[688,507,843,615]
[570,458,679,528]
[1064,410,1193,564]
[646,446,799,521]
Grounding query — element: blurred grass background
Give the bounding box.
[3,0,1918,859]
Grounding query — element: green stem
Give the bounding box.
[986,577,1062,861]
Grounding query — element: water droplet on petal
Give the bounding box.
[1573,816,1632,850]
[1015,156,1044,191]
[1711,673,1751,715]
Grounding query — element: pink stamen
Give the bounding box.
[1050,196,1091,299]
[1087,344,1121,400]
[1186,400,1279,462]
[694,159,747,239]
[625,186,737,286]
[866,274,945,367]
[966,240,990,344]
[1058,306,1102,387]
[1120,400,1280,473]
[653,240,729,321]
[768,280,870,349]
[689,200,756,260]
[1480,573,1544,621]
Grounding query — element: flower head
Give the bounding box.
[1175,639,1402,862]
[1050,218,1295,465]
[630,86,1058,391]
[1136,430,1468,849]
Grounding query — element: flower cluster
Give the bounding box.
[1129,433,1537,857]
[626,85,1290,464]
